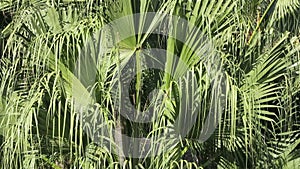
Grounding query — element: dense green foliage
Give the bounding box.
[0,0,300,168]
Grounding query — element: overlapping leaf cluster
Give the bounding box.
[0,0,299,168]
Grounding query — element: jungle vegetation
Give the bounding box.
[0,0,300,168]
